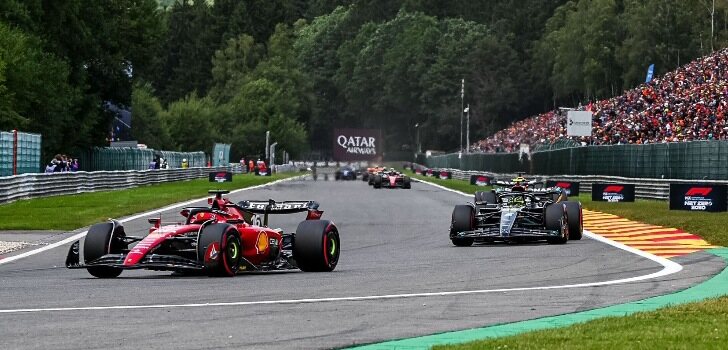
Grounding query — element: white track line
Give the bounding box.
[0,176,683,314]
[0,175,306,266]
[0,262,680,314]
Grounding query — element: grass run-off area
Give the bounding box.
[413,173,728,350]
[432,295,728,350]
[0,172,302,231]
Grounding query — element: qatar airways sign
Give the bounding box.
[333,128,382,161]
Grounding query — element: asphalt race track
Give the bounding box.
[0,175,724,350]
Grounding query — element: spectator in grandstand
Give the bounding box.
[472,48,728,152]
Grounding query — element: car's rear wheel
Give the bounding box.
[474,191,497,204]
[197,224,242,277]
[294,220,340,272]
[562,201,583,240]
[545,204,568,244]
[373,175,382,188]
[84,221,127,278]
[450,205,475,246]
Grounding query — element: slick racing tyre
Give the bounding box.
[368,175,375,185]
[294,220,340,272]
[373,175,382,188]
[403,176,411,189]
[362,173,369,182]
[545,204,569,244]
[450,205,475,246]
[474,191,497,204]
[197,224,242,277]
[84,221,127,278]
[551,192,568,202]
[563,201,583,240]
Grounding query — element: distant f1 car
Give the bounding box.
[335,166,357,180]
[66,190,340,278]
[363,166,385,183]
[372,168,411,189]
[450,177,582,246]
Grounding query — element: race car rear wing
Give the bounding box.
[236,200,322,226]
[237,200,320,214]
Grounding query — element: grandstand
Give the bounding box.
[473,48,728,153]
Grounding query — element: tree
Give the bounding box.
[209,34,265,101]
[0,21,83,159]
[163,94,218,152]
[130,83,171,150]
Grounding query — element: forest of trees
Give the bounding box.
[1,0,728,160]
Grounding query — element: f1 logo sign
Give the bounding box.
[603,185,624,192]
[686,187,712,196]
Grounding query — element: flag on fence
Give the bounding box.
[645,64,655,83]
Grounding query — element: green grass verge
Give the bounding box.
[411,173,492,194]
[0,172,302,231]
[412,173,728,350]
[433,295,728,350]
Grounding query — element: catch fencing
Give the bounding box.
[425,140,728,180]
[79,148,206,171]
[0,131,42,176]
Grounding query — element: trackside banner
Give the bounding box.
[669,184,727,212]
[592,184,635,202]
[333,128,382,161]
[208,171,232,182]
[470,174,491,186]
[546,181,580,196]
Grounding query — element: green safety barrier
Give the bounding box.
[0,131,42,176]
[77,148,207,171]
[424,140,728,180]
[212,143,231,167]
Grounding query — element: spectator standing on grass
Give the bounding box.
[53,155,63,172]
[45,160,56,173]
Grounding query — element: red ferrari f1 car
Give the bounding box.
[372,168,411,189]
[66,190,340,278]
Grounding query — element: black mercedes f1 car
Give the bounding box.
[449,177,582,246]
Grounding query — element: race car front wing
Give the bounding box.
[65,241,204,271]
[452,227,561,241]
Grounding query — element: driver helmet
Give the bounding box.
[511,176,527,192]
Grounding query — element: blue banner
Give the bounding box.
[645,64,655,83]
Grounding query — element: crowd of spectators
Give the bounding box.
[472,48,728,153]
[45,154,79,173]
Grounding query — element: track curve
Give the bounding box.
[0,176,723,349]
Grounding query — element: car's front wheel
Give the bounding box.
[563,201,583,240]
[450,205,475,246]
[545,204,569,244]
[84,221,127,278]
[197,224,242,277]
